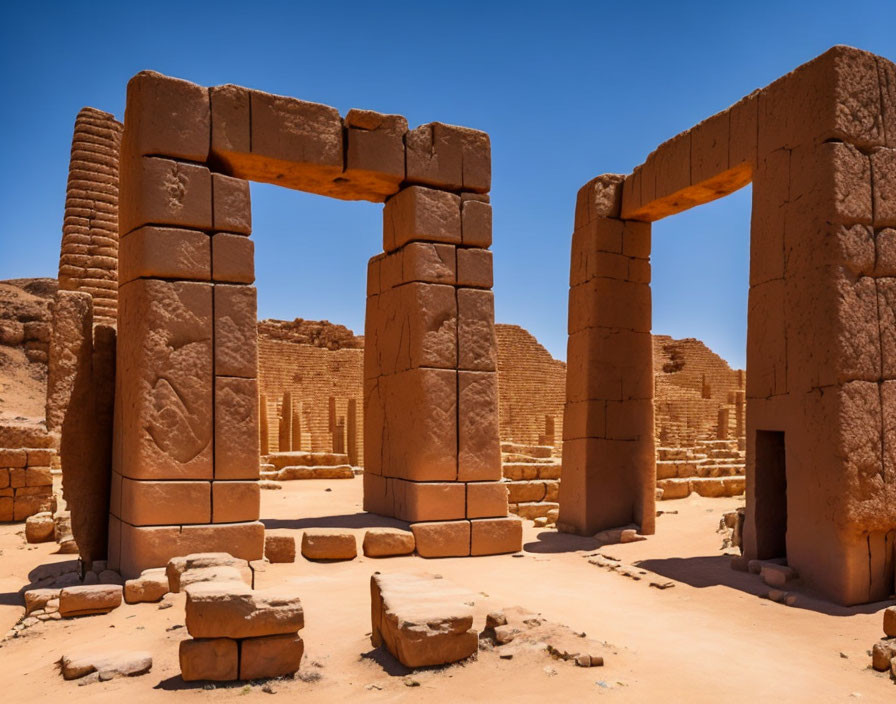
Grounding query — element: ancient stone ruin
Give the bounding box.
[561,45,896,605]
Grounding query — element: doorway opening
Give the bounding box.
[753,430,787,560]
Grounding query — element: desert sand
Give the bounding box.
[0,477,891,703]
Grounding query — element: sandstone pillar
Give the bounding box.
[259,394,270,455]
[278,392,293,452]
[347,399,358,466]
[291,407,302,451]
[558,174,656,536]
[110,72,262,577]
[717,408,730,440]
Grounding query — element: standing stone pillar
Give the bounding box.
[259,394,270,456]
[734,391,745,438]
[364,135,521,555]
[278,392,293,452]
[347,398,359,466]
[717,407,730,440]
[291,405,302,451]
[559,174,655,536]
[110,71,262,577]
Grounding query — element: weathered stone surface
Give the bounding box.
[25,511,55,543]
[179,637,238,682]
[58,584,123,617]
[124,567,169,604]
[382,186,461,252]
[60,650,152,680]
[405,122,490,193]
[185,582,304,639]
[24,588,61,615]
[885,606,896,637]
[116,279,212,480]
[215,376,260,480]
[371,572,478,668]
[214,284,257,378]
[212,233,254,284]
[119,226,211,285]
[344,109,406,201]
[264,534,296,563]
[301,530,357,561]
[166,553,252,593]
[411,520,471,557]
[362,528,416,557]
[471,517,522,555]
[239,634,304,680]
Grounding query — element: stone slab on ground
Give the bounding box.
[301,530,357,560]
[362,528,415,557]
[265,534,296,563]
[58,584,123,617]
[124,567,169,604]
[371,572,478,668]
[59,650,152,680]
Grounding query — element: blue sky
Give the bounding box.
[1,2,894,368]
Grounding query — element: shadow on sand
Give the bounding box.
[636,554,891,616]
[262,512,409,531]
[523,530,598,554]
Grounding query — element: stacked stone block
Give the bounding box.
[364,166,521,555]
[558,174,657,537]
[58,108,123,326]
[110,72,262,577]
[563,46,896,604]
[0,447,54,522]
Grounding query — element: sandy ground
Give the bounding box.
[0,480,893,703]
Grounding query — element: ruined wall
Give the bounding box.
[57,107,123,326]
[495,324,565,447]
[653,335,744,444]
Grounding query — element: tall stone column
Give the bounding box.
[558,175,656,536]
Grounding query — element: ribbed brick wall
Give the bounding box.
[58,107,123,326]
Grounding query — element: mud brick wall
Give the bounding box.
[0,448,55,522]
[653,335,744,443]
[257,336,363,457]
[58,107,123,326]
[495,324,565,447]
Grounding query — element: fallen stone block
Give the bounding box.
[180,637,238,682]
[24,588,60,615]
[371,572,478,668]
[265,534,296,563]
[239,633,304,680]
[760,563,798,588]
[59,650,152,680]
[166,552,252,592]
[593,523,646,546]
[301,530,357,561]
[872,639,896,671]
[885,606,896,637]
[58,584,123,617]
[124,567,169,604]
[362,528,416,557]
[185,582,304,639]
[25,511,55,543]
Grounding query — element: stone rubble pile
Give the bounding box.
[501,441,560,524]
[655,439,746,500]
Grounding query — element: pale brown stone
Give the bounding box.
[185,582,304,639]
[466,482,508,519]
[383,186,461,252]
[301,529,357,561]
[458,370,502,481]
[58,584,123,617]
[212,173,252,234]
[405,122,490,193]
[166,552,252,593]
[212,233,254,284]
[25,511,55,542]
[119,478,210,526]
[264,534,296,563]
[239,634,304,680]
[60,650,152,680]
[411,520,471,557]
[344,109,407,201]
[212,482,260,523]
[180,637,238,682]
[214,376,260,480]
[471,517,522,555]
[214,284,257,378]
[362,528,415,557]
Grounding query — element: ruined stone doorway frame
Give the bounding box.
[109,71,521,577]
[560,46,896,604]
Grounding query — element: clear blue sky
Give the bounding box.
[1,1,894,368]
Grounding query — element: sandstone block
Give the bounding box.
[884,606,896,637]
[210,84,250,167]
[466,482,508,519]
[411,520,471,557]
[26,448,54,465]
[214,284,257,378]
[405,122,490,193]
[575,174,626,224]
[124,567,169,603]
[119,155,212,236]
[456,248,493,288]
[371,572,478,668]
[185,582,304,639]
[471,517,522,555]
[458,370,501,481]
[344,109,407,201]
[180,565,251,592]
[212,233,255,284]
[118,478,211,525]
[213,481,260,523]
[872,147,896,227]
[384,241,456,289]
[25,511,55,542]
[119,226,210,285]
[14,491,54,521]
[0,448,26,467]
[457,288,497,371]
[166,552,252,592]
[212,173,252,234]
[264,534,296,563]
[117,279,213,480]
[362,528,415,557]
[215,376,260,480]
[392,480,466,522]
[461,199,492,248]
[179,637,238,682]
[124,70,210,162]
[301,529,357,560]
[383,186,461,252]
[60,650,152,680]
[24,588,61,615]
[872,639,896,671]
[239,633,304,680]
[58,584,123,617]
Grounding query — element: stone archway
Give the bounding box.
[560,46,896,605]
[108,71,521,577]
